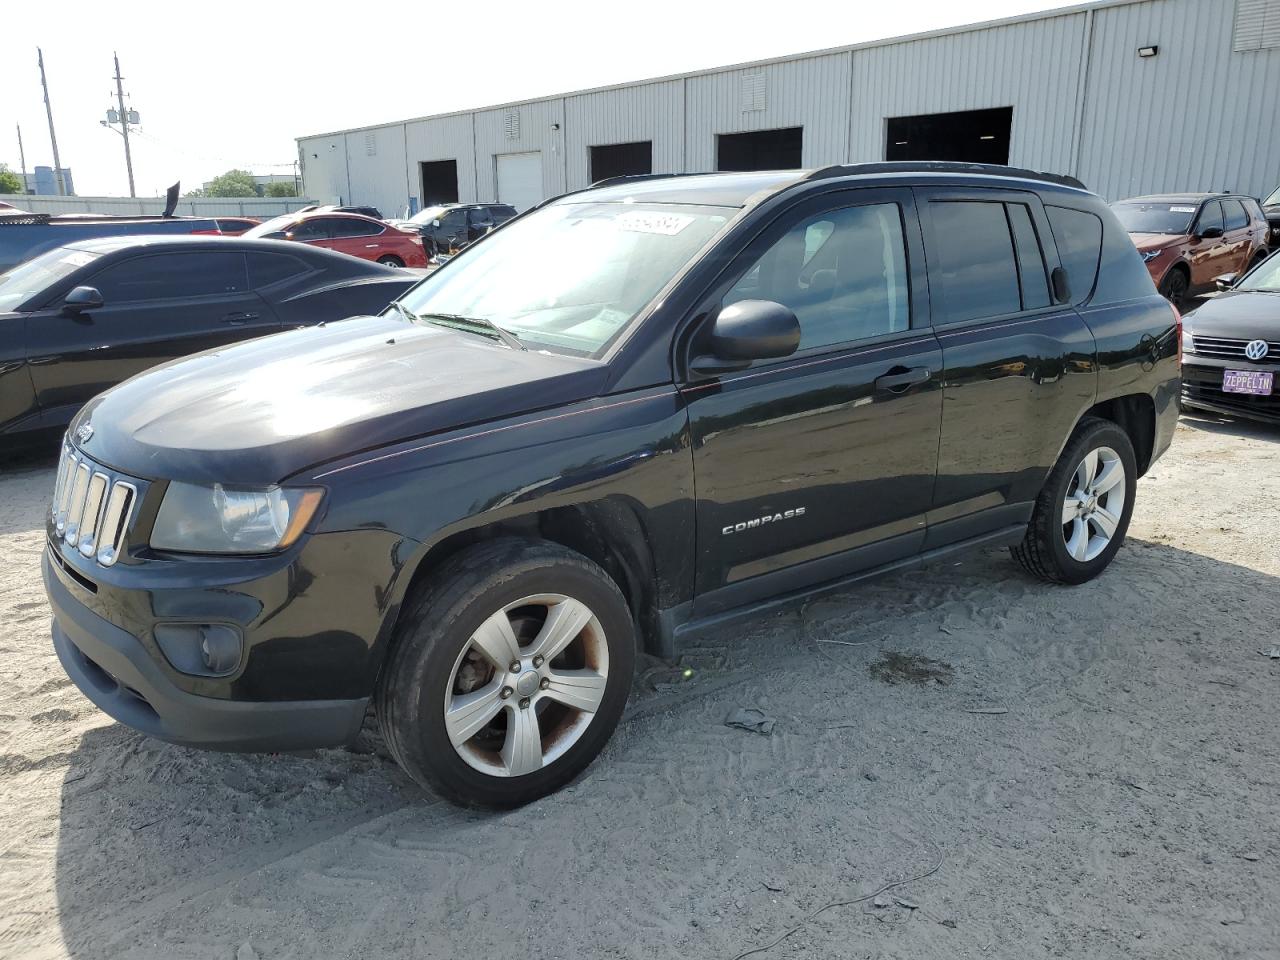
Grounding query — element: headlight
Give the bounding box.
[151,482,324,554]
[1181,329,1195,355]
[1142,250,1163,262]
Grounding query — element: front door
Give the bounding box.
[24,251,280,425]
[1188,201,1233,286]
[680,188,942,615]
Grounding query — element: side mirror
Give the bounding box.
[1214,273,1238,292]
[62,286,104,314]
[1051,266,1072,304]
[691,299,801,375]
[1198,226,1224,240]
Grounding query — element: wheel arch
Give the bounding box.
[1080,393,1156,476]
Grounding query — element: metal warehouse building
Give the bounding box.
[297,0,1280,215]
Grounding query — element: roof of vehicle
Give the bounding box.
[423,202,516,210]
[569,163,1090,209]
[59,234,380,260]
[1118,193,1246,203]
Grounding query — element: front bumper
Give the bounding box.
[45,550,368,752]
[1181,357,1280,425]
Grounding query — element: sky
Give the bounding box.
[2,0,1069,198]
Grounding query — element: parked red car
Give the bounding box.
[212,217,260,236]
[1111,193,1270,307]
[244,211,426,267]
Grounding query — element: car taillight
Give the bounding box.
[1171,301,1183,366]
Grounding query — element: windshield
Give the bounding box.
[1111,201,1198,235]
[1264,186,1280,207]
[0,247,101,311]
[393,201,733,357]
[243,214,299,238]
[1238,253,1280,292]
[409,205,449,224]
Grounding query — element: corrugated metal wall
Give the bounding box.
[300,0,1280,209]
[563,80,685,190]
[1078,0,1280,199]
[848,12,1088,172]
[684,53,853,169]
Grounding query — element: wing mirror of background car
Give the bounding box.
[1198,226,1224,240]
[1051,266,1072,304]
[690,299,801,376]
[1214,273,1238,291]
[62,286,104,315]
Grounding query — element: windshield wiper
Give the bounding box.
[387,300,420,324]
[416,312,527,351]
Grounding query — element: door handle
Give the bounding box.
[222,312,259,325]
[874,366,932,393]
[364,244,380,248]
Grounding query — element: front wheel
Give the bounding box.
[1158,267,1189,308]
[376,539,634,807]
[1012,417,1137,584]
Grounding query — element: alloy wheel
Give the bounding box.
[1061,445,1126,563]
[444,594,609,777]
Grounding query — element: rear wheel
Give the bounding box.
[377,255,405,268]
[1158,266,1189,308]
[376,539,634,807]
[1012,417,1137,585]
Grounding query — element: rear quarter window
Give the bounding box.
[1048,204,1155,305]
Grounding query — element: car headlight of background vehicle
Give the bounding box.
[151,483,324,554]
[1142,249,1163,263]
[1181,329,1195,355]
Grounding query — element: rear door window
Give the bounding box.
[1222,199,1248,231]
[1046,206,1103,304]
[89,252,248,303]
[927,201,1021,323]
[332,217,383,239]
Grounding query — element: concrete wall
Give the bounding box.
[1,195,313,217]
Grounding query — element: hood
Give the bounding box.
[1186,290,1280,339]
[1128,232,1186,252]
[74,315,608,485]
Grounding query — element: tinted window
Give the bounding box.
[1047,206,1103,304]
[331,217,383,238]
[1243,198,1265,223]
[726,202,910,349]
[468,209,493,226]
[89,252,248,303]
[929,201,1020,323]
[1093,213,1159,304]
[1195,201,1223,235]
[491,205,518,220]
[1007,203,1051,309]
[247,252,310,288]
[291,219,332,240]
[440,211,467,231]
[1222,199,1248,231]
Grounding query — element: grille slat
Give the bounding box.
[1190,335,1280,363]
[50,442,139,568]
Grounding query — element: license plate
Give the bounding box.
[1222,370,1274,396]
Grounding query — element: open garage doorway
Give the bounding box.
[590,141,653,183]
[717,127,803,171]
[885,107,1013,164]
[419,160,459,205]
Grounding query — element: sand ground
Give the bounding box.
[1,412,1277,960]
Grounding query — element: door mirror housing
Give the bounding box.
[1051,266,1072,304]
[62,286,104,314]
[1198,225,1224,240]
[1214,272,1238,292]
[691,299,801,375]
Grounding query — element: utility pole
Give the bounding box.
[16,124,28,193]
[112,52,136,198]
[37,48,66,196]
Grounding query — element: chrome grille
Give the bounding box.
[51,445,138,567]
[1190,335,1280,363]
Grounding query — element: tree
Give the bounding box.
[265,181,298,198]
[0,164,23,195]
[183,187,206,198]
[204,169,259,198]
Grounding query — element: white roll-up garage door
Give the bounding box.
[496,152,544,212]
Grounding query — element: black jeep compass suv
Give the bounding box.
[43,163,1180,806]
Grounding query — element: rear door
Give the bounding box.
[24,251,280,421]
[327,217,387,261]
[681,188,943,612]
[1220,198,1254,273]
[917,188,1097,545]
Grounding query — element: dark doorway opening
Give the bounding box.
[419,159,460,205]
[590,141,653,183]
[716,127,803,172]
[885,107,1013,165]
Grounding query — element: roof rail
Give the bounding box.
[0,213,52,226]
[806,161,1087,191]
[587,172,718,189]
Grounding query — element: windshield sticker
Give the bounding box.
[62,251,98,267]
[1169,206,1197,213]
[617,211,695,236]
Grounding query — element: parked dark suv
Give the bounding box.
[400,203,518,255]
[43,163,1179,806]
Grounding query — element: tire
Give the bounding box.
[1011,417,1137,585]
[1158,266,1189,308]
[377,255,405,268]
[375,538,634,807]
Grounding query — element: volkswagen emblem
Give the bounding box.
[74,422,94,445]
[1245,339,1270,361]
